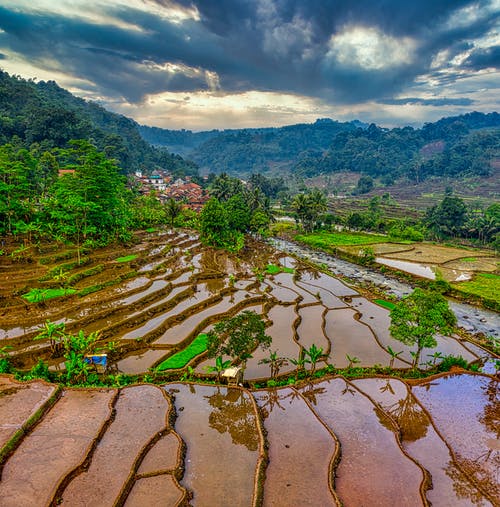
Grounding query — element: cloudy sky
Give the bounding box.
[0,0,499,130]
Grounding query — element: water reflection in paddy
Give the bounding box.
[354,378,493,506]
[300,378,424,506]
[324,308,392,367]
[166,384,260,507]
[412,374,500,504]
[254,387,338,506]
[296,304,329,352]
[244,305,299,379]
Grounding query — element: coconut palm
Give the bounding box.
[259,350,288,379]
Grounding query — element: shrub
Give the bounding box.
[437,355,468,372]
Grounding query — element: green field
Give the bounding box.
[116,254,138,263]
[156,333,208,371]
[265,263,294,275]
[374,299,396,310]
[295,231,388,250]
[22,287,77,303]
[453,273,500,305]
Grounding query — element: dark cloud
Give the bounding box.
[380,97,475,106]
[0,0,498,108]
[463,45,500,69]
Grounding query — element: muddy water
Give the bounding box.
[0,389,115,507]
[412,374,500,504]
[0,378,57,449]
[324,308,393,367]
[166,384,261,507]
[273,272,318,304]
[128,285,186,318]
[296,304,330,352]
[124,475,184,507]
[350,298,411,366]
[354,378,493,507]
[119,287,212,341]
[296,280,347,308]
[137,432,181,474]
[254,387,338,507]
[60,385,169,507]
[154,291,251,346]
[270,238,500,338]
[244,305,299,379]
[297,270,359,297]
[116,349,171,374]
[265,279,301,302]
[300,378,424,506]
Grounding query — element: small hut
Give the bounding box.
[222,366,243,386]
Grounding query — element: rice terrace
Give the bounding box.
[1,2,500,504]
[0,229,498,506]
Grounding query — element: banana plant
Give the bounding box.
[259,350,288,379]
[205,355,232,383]
[304,344,324,377]
[387,346,403,369]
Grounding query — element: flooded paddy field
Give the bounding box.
[1,229,494,376]
[0,229,498,505]
[1,373,498,506]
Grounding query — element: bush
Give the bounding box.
[438,355,468,372]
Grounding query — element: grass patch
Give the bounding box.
[265,263,294,275]
[116,254,137,263]
[452,273,500,304]
[296,231,387,249]
[461,257,477,262]
[145,228,156,233]
[156,333,208,371]
[374,299,396,310]
[22,287,77,303]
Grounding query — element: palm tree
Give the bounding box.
[304,343,324,376]
[34,319,66,354]
[205,355,231,383]
[259,350,288,379]
[346,354,360,369]
[164,198,183,227]
[289,352,309,375]
[387,346,403,368]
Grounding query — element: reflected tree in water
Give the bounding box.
[205,388,259,452]
[376,381,430,442]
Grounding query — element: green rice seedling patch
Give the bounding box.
[374,299,396,310]
[452,273,500,305]
[266,264,294,275]
[156,333,208,371]
[296,231,387,249]
[116,254,138,263]
[22,287,77,303]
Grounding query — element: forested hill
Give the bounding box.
[140,112,499,182]
[302,112,500,184]
[139,118,367,174]
[0,71,197,177]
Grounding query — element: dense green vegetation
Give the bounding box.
[295,231,387,248]
[452,273,500,304]
[0,70,197,177]
[390,288,457,368]
[139,112,499,185]
[156,333,208,371]
[142,118,362,175]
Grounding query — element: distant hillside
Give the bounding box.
[140,113,499,183]
[306,112,500,184]
[0,70,198,177]
[140,118,367,175]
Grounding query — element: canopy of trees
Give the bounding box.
[0,70,198,178]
